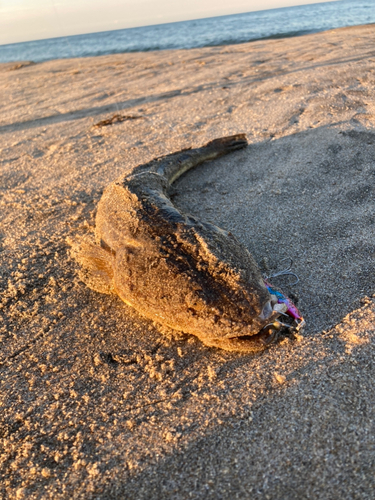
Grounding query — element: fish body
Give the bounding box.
[74,135,279,352]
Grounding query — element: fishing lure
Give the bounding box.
[259,259,305,344]
[264,281,305,327]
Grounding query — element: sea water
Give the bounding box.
[0,0,374,63]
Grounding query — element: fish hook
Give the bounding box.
[264,257,299,286]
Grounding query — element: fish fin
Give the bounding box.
[69,237,115,295]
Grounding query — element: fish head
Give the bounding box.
[112,220,282,352]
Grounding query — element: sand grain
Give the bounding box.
[1,24,375,499]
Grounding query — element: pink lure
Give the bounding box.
[265,281,303,322]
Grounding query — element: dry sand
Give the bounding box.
[1,24,375,499]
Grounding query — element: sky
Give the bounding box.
[0,0,336,45]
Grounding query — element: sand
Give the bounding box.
[1,23,375,499]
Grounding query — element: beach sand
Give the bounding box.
[1,23,375,499]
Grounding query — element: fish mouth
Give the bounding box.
[215,294,304,351]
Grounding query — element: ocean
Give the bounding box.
[0,0,374,63]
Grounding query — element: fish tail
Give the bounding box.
[204,134,248,153]
[157,134,248,185]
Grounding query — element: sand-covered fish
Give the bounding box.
[73,135,287,352]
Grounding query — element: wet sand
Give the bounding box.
[1,24,375,499]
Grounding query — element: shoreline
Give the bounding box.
[0,25,324,63]
[1,23,375,499]
[1,0,374,63]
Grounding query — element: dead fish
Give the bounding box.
[73,134,281,352]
